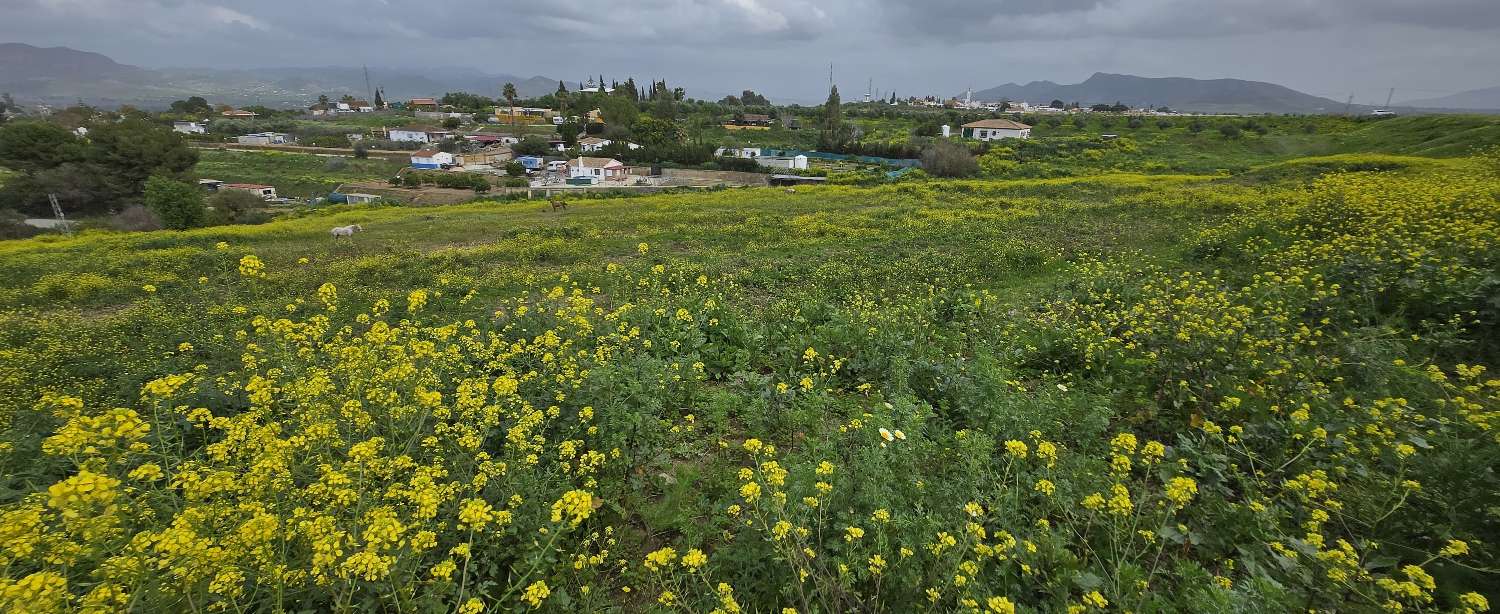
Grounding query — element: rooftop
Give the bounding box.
[962,119,1032,130]
[575,156,624,167]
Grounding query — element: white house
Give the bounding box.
[410,148,455,169]
[236,132,291,146]
[715,147,762,159]
[309,103,334,116]
[173,121,207,134]
[578,136,611,152]
[570,157,627,182]
[754,155,808,170]
[388,128,431,143]
[961,119,1031,141]
[222,183,278,199]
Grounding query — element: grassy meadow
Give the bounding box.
[193,150,406,199]
[0,126,1497,612]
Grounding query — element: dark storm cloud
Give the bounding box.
[1,0,1496,102]
[879,0,1500,40]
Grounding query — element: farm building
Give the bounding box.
[754,155,809,170]
[236,132,291,146]
[173,121,206,134]
[338,100,374,112]
[338,193,381,204]
[570,157,627,183]
[464,134,519,146]
[456,147,513,167]
[495,106,556,123]
[309,103,334,116]
[515,156,545,171]
[388,128,432,143]
[408,98,440,111]
[961,119,1032,141]
[222,183,278,199]
[410,148,455,169]
[715,147,762,159]
[221,109,258,118]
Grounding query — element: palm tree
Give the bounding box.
[502,82,518,126]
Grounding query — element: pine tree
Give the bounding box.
[819,85,847,151]
[373,88,384,109]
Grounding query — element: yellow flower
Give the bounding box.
[1034,479,1056,496]
[637,242,650,254]
[740,481,762,502]
[142,284,157,293]
[1164,476,1198,507]
[879,428,894,442]
[987,596,1016,614]
[549,490,594,526]
[1082,590,1109,608]
[1005,440,1029,458]
[644,547,678,572]
[1440,540,1470,557]
[238,254,265,278]
[682,548,708,571]
[521,580,550,608]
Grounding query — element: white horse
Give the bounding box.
[330,224,363,239]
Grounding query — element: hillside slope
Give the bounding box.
[973,72,1346,113]
[0,43,559,107]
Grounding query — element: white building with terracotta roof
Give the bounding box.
[570,157,627,182]
[961,119,1031,140]
[410,148,455,169]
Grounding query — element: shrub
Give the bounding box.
[920,141,979,178]
[206,189,267,224]
[143,175,204,230]
[1218,124,1242,139]
[108,204,163,231]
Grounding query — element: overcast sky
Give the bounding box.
[3,0,1498,104]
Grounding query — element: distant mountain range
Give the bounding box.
[1398,86,1500,111]
[0,43,560,108]
[970,73,1352,114]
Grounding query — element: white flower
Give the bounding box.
[893,429,907,441]
[1056,383,1069,392]
[879,428,894,442]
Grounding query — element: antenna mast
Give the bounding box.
[1384,88,1394,109]
[363,65,373,104]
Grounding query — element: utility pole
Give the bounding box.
[1384,88,1394,109]
[1343,94,1354,116]
[363,65,373,104]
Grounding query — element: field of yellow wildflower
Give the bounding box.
[0,151,1497,612]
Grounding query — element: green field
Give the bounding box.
[193,149,407,198]
[0,118,1497,613]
